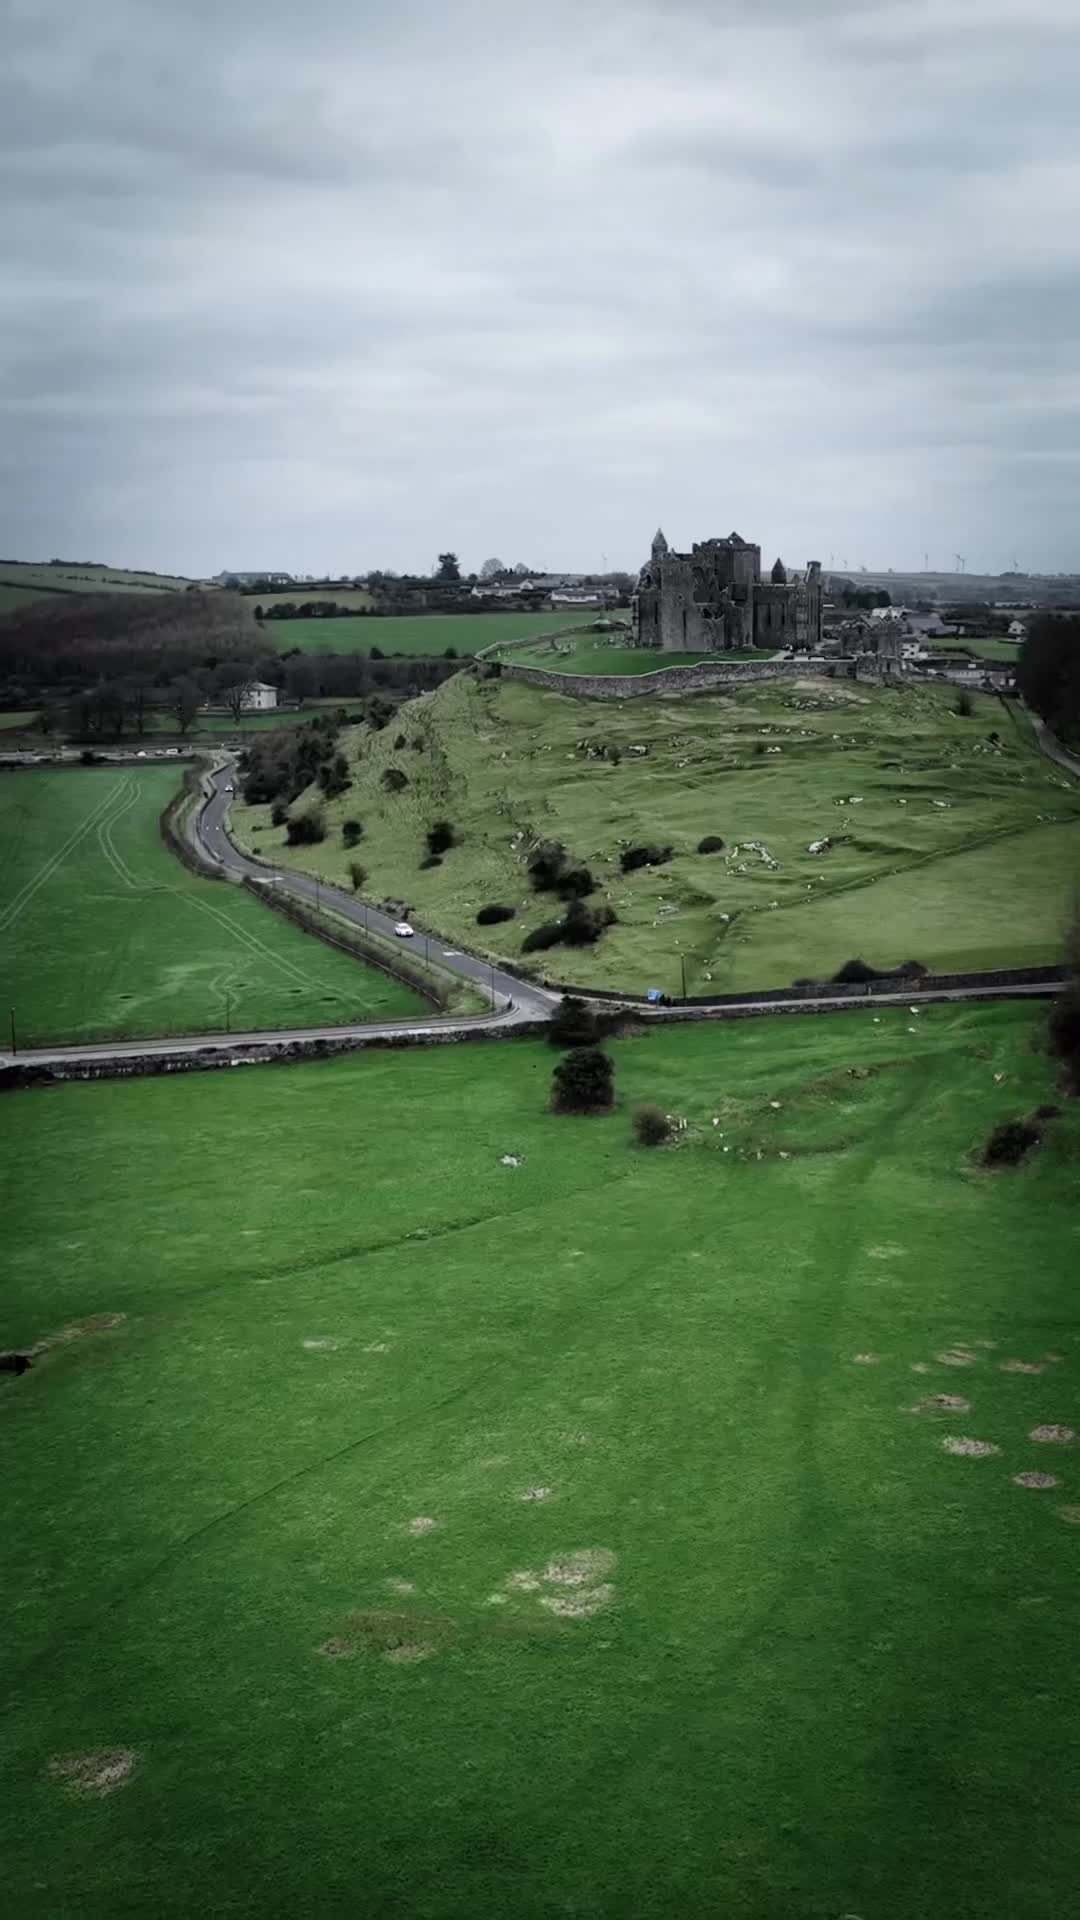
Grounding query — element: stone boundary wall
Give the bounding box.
[0,1021,549,1092]
[502,659,809,700]
[551,963,1063,1007]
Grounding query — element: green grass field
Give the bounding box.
[268,610,586,657]
[3,1002,1079,1918]
[0,767,426,1044]
[234,674,1080,993]
[0,562,190,607]
[496,632,775,674]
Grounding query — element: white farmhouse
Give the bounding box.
[241,681,279,711]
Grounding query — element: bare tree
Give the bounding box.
[167,676,203,735]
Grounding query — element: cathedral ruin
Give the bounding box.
[632,529,823,653]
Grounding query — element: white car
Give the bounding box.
[394,922,415,939]
[224,782,234,793]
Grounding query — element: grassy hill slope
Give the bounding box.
[232,674,1080,992]
[4,1003,1080,1919]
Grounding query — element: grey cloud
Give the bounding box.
[0,0,1078,574]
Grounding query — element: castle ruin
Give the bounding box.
[632,529,823,654]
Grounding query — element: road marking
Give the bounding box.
[442,950,461,957]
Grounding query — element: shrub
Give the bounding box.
[521,922,564,953]
[620,844,672,874]
[633,1103,671,1147]
[561,899,616,946]
[381,767,408,793]
[832,958,878,983]
[412,735,425,751]
[954,690,974,717]
[419,854,443,869]
[895,959,928,978]
[555,865,594,899]
[393,732,407,749]
[753,741,766,757]
[548,995,600,1048]
[1049,982,1080,1094]
[697,835,725,854]
[528,840,568,892]
[347,861,367,892]
[476,904,516,926]
[342,819,363,848]
[426,819,457,856]
[270,800,288,827]
[551,1047,615,1115]
[285,808,326,846]
[981,1116,1042,1168]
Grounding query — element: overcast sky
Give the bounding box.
[2,0,1078,578]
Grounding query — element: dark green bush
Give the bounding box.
[981,1116,1043,1167]
[633,1103,671,1147]
[620,844,672,874]
[285,808,326,846]
[832,958,878,983]
[528,840,568,892]
[426,819,457,856]
[476,904,516,926]
[555,865,594,899]
[521,922,563,953]
[381,767,408,793]
[393,732,407,749]
[270,800,288,827]
[347,861,367,892]
[551,1047,615,1115]
[697,835,725,854]
[419,854,443,870]
[548,995,600,1048]
[342,819,363,848]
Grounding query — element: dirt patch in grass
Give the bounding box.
[303,1337,338,1352]
[942,1436,1001,1457]
[518,1486,556,1502]
[383,1642,437,1665]
[542,1549,616,1587]
[1030,1425,1076,1445]
[851,1352,881,1365]
[867,1244,905,1260]
[936,1347,978,1367]
[1056,1505,1080,1525]
[385,1578,416,1596]
[911,1394,971,1414]
[31,1312,127,1356]
[540,1583,615,1619]
[1000,1360,1045,1374]
[318,1638,355,1660]
[506,1569,542,1593]
[1013,1472,1060,1489]
[406,1515,440,1535]
[49,1749,138,1796]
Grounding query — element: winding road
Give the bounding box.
[0,748,1069,1073]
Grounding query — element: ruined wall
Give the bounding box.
[502,659,823,700]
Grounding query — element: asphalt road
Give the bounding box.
[0,747,1068,1073]
[192,763,556,1022]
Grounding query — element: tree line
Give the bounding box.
[1016,614,1080,744]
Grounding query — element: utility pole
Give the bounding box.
[9,1007,15,1056]
[225,989,231,1034]
[680,955,687,999]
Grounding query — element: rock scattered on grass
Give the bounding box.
[936,1347,978,1367]
[49,1749,138,1796]
[1056,1505,1080,1525]
[518,1486,555,1502]
[540,1583,615,1619]
[406,1516,440,1535]
[942,1437,1000,1457]
[851,1352,880,1365]
[1012,1472,1059,1489]
[1030,1425,1076,1445]
[318,1638,355,1660]
[999,1359,1044,1374]
[912,1394,970,1414]
[303,1337,338,1351]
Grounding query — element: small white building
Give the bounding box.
[241,681,279,711]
